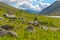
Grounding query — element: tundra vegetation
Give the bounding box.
[0,3,60,40]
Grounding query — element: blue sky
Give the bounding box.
[0,0,56,13]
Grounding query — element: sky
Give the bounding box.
[0,0,56,13]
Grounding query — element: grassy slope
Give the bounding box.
[0,2,60,40]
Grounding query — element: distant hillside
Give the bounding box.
[0,2,32,14]
[39,1,60,16]
[0,2,21,12]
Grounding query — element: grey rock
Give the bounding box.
[4,13,16,19]
[25,25,34,32]
[7,31,18,37]
[0,28,18,37]
[42,26,49,30]
[33,21,39,26]
[0,29,7,36]
[1,25,14,31]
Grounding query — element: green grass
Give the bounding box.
[0,9,60,40]
[0,2,60,40]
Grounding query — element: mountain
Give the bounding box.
[39,1,60,16]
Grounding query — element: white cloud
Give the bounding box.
[10,0,16,2]
[9,0,51,11]
[13,0,42,10]
[40,2,50,6]
[39,2,51,9]
[2,0,51,11]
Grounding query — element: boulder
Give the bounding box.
[0,28,18,37]
[1,25,14,31]
[42,26,49,30]
[25,25,34,32]
[34,18,38,21]
[4,13,16,19]
[7,31,18,37]
[33,21,39,26]
[0,25,18,37]
[0,29,7,36]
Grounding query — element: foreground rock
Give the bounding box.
[1,25,14,31]
[0,29,7,36]
[0,29,18,37]
[7,31,18,37]
[0,25,18,37]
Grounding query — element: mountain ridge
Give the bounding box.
[39,1,60,16]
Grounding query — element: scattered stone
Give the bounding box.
[4,12,16,19]
[0,27,18,37]
[32,18,40,26]
[0,29,18,37]
[49,27,59,31]
[33,21,39,26]
[0,29,7,36]
[0,17,4,21]
[34,18,38,21]
[42,26,49,30]
[25,25,34,32]
[1,25,14,31]
[41,25,60,31]
[7,31,18,37]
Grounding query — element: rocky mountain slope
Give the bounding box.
[40,1,60,16]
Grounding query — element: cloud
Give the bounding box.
[16,2,42,10]
[10,0,16,2]
[39,2,51,9]
[2,0,51,11]
[40,2,50,6]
